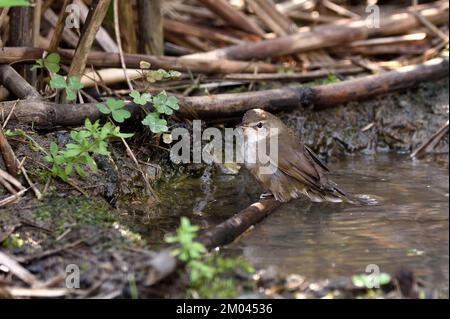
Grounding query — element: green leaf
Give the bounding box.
[49,74,67,89]
[46,52,60,64]
[44,53,61,73]
[142,112,168,133]
[96,103,111,115]
[65,89,77,101]
[74,164,86,178]
[64,148,82,158]
[84,155,98,172]
[111,127,134,139]
[166,96,179,110]
[0,0,30,7]
[50,142,59,155]
[153,91,179,115]
[130,90,152,106]
[68,76,84,91]
[106,98,125,110]
[111,109,131,123]
[31,59,44,71]
[351,273,391,289]
[65,163,73,176]
[167,70,182,79]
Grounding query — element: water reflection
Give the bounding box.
[224,155,449,292]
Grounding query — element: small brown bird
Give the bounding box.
[240,108,369,204]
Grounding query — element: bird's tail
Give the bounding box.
[333,185,380,206]
[328,182,379,206]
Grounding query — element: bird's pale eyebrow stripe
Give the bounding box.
[247,121,266,126]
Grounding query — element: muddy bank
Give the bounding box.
[280,78,449,157]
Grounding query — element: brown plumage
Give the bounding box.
[240,108,367,204]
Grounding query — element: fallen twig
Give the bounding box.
[411,120,449,158]
[183,1,448,61]
[0,251,38,286]
[0,47,282,74]
[0,126,19,176]
[0,58,447,126]
[145,198,282,286]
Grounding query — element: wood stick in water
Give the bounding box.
[145,199,282,286]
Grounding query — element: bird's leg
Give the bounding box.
[260,192,274,200]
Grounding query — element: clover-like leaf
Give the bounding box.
[107,98,125,110]
[153,91,179,115]
[44,52,61,73]
[96,99,131,123]
[49,74,83,101]
[142,112,168,133]
[96,103,111,115]
[111,109,131,123]
[49,74,67,89]
[68,76,83,91]
[166,96,179,110]
[146,70,165,83]
[129,90,152,106]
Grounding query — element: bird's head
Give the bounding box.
[240,108,283,131]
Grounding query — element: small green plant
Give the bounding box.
[128,63,181,135]
[141,91,179,134]
[129,91,152,106]
[0,0,30,7]
[32,52,61,74]
[165,217,207,262]
[352,272,391,289]
[142,112,169,134]
[321,74,340,85]
[2,233,24,249]
[166,217,254,298]
[96,98,132,123]
[44,119,133,181]
[50,74,84,101]
[145,69,181,83]
[31,52,83,102]
[153,91,179,116]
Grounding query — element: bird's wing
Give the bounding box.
[276,140,329,191]
[304,145,330,172]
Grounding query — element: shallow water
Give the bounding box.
[133,154,449,292]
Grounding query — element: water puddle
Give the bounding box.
[126,154,449,292]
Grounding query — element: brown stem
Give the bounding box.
[47,0,71,53]
[68,0,112,78]
[0,127,19,177]
[137,0,164,56]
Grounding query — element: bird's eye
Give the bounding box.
[256,122,263,128]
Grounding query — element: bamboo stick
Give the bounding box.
[184,1,448,61]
